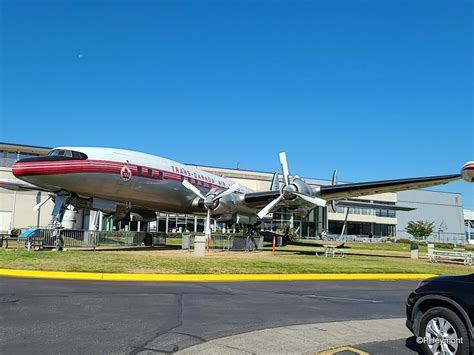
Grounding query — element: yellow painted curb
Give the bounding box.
[0,268,436,282]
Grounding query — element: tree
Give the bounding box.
[406,220,435,240]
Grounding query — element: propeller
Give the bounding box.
[257,152,326,219]
[182,179,240,236]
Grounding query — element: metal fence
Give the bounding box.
[182,234,263,252]
[309,234,467,244]
[425,233,467,245]
[16,229,167,249]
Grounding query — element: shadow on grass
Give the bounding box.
[287,240,324,247]
[84,245,182,252]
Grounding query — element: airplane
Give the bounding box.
[0,146,473,239]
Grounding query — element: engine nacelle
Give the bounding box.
[210,193,239,217]
[291,177,313,196]
[462,162,474,182]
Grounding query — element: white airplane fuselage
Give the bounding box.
[12,147,254,216]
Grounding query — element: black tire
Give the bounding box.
[144,234,153,246]
[54,237,63,251]
[419,306,469,355]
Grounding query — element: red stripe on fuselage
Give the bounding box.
[12,159,226,189]
[462,163,474,171]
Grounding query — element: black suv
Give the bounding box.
[406,274,474,354]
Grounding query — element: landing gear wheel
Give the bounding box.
[144,233,153,247]
[419,306,469,355]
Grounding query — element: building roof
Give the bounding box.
[0,142,51,154]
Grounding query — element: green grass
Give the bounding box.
[0,243,472,275]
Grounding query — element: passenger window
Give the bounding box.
[58,150,65,156]
[147,168,152,176]
[72,151,81,159]
[64,150,72,158]
[137,166,142,174]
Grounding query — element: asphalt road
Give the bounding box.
[0,276,422,354]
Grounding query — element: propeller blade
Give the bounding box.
[257,194,284,219]
[279,152,290,186]
[293,192,326,207]
[205,209,211,236]
[270,172,280,191]
[182,179,206,200]
[212,183,240,201]
[33,196,52,211]
[330,170,337,212]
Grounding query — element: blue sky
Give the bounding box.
[1,0,472,207]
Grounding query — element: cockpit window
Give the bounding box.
[48,149,88,160]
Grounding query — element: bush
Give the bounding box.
[276,224,299,242]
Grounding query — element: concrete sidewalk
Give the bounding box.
[175,318,411,354]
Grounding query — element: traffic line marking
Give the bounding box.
[317,345,369,354]
[303,295,384,303]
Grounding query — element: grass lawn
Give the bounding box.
[0,239,472,275]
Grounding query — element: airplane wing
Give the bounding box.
[0,178,49,192]
[318,174,461,201]
[242,190,281,208]
[241,174,462,209]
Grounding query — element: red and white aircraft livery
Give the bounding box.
[1,146,473,234]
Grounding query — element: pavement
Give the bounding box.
[0,276,423,354]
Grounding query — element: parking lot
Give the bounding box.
[0,276,422,354]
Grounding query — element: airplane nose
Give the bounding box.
[11,160,23,177]
[461,161,474,182]
[11,155,53,177]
